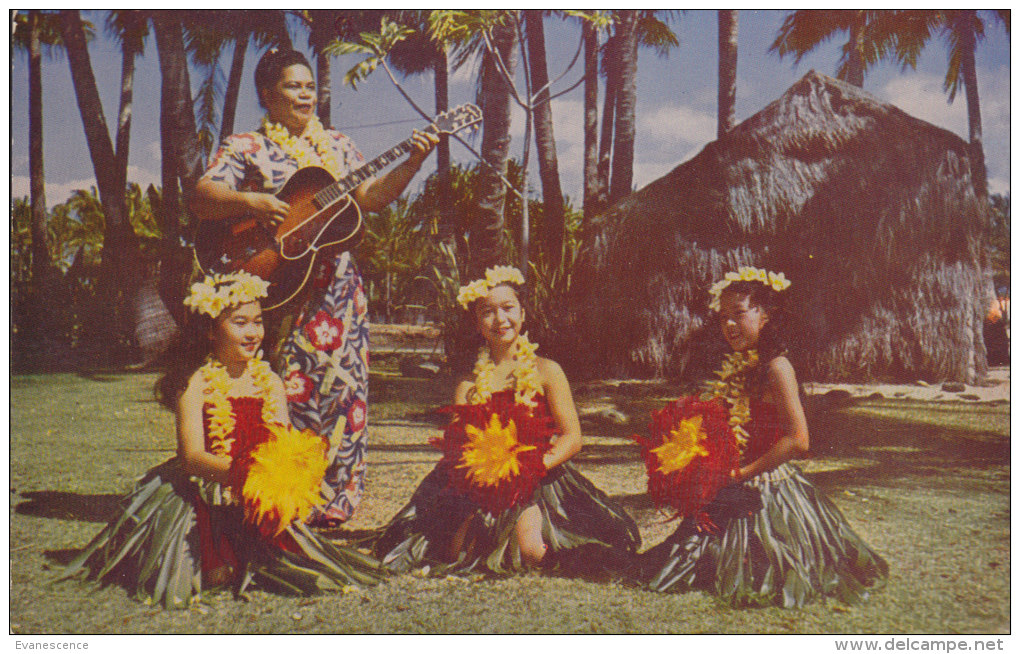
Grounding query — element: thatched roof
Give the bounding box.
[569,70,989,383]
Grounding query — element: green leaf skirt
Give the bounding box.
[60,459,384,609]
[635,463,889,607]
[373,461,641,578]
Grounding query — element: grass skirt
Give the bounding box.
[61,459,384,609]
[374,461,641,578]
[636,463,888,607]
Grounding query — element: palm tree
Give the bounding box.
[304,10,348,128]
[718,10,738,137]
[581,15,600,225]
[598,11,680,209]
[770,10,935,88]
[12,11,66,294]
[938,10,1009,201]
[608,10,639,205]
[106,11,149,213]
[59,9,143,358]
[524,11,566,268]
[472,17,518,278]
[151,11,208,326]
[382,10,455,236]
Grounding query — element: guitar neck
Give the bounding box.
[313,138,416,208]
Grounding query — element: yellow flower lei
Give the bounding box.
[201,356,280,458]
[261,114,342,175]
[708,266,791,312]
[469,333,543,410]
[700,349,759,450]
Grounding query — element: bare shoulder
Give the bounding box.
[765,356,798,388]
[179,369,208,411]
[454,374,475,404]
[536,356,567,381]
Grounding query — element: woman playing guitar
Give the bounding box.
[192,48,437,527]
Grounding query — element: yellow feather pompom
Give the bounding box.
[241,423,328,537]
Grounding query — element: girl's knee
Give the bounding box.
[515,506,547,565]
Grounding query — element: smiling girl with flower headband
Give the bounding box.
[633,267,888,607]
[63,272,382,608]
[374,266,640,577]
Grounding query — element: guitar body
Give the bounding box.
[193,166,363,310]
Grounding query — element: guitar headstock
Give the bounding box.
[432,104,483,135]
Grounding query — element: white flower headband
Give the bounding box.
[708,266,791,312]
[183,271,270,318]
[456,265,525,309]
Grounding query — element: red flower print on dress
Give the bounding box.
[353,285,367,317]
[285,368,313,403]
[346,399,367,433]
[304,310,345,351]
[234,133,260,155]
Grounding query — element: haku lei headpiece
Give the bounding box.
[457,265,525,309]
[700,349,759,450]
[708,266,791,312]
[261,114,342,174]
[184,272,270,319]
[470,332,543,409]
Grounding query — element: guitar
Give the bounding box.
[193,103,482,310]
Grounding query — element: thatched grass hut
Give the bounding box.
[570,71,990,383]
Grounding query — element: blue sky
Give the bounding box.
[10,10,1011,210]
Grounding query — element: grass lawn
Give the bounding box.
[9,368,1009,634]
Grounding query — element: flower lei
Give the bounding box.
[708,266,791,311]
[457,266,526,309]
[700,349,759,451]
[469,333,543,410]
[184,272,269,319]
[201,356,280,458]
[261,114,342,175]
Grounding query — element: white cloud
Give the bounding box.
[880,73,967,136]
[988,177,1010,196]
[146,140,162,163]
[11,165,162,209]
[880,65,1010,196]
[639,105,716,146]
[632,160,679,191]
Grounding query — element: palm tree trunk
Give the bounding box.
[316,45,332,128]
[220,36,247,141]
[609,10,638,205]
[60,9,140,359]
[153,12,206,326]
[846,13,865,87]
[471,20,517,279]
[59,11,130,243]
[27,11,51,290]
[582,19,599,226]
[115,40,137,202]
[717,10,738,138]
[596,32,618,212]
[434,47,452,238]
[959,12,987,200]
[525,10,565,268]
[263,10,293,50]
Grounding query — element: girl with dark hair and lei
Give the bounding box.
[632,267,888,607]
[192,49,437,527]
[62,273,382,609]
[373,266,641,577]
